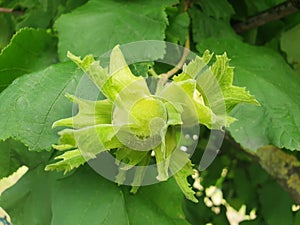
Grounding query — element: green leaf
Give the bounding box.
[7,0,87,29]
[281,23,300,75]
[55,0,178,60]
[166,11,190,44]
[0,139,51,179]
[0,140,21,179]
[55,0,89,14]
[10,0,60,28]
[195,0,235,19]
[197,38,300,151]
[258,181,294,225]
[0,166,59,225]
[0,28,57,92]
[124,178,191,225]
[239,220,261,225]
[0,14,14,49]
[295,211,300,225]
[0,166,191,225]
[227,169,255,210]
[243,0,286,15]
[0,62,83,151]
[189,7,239,43]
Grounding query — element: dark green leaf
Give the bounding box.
[61,0,89,13]
[281,24,300,75]
[211,206,230,225]
[0,139,51,179]
[123,177,190,225]
[258,181,294,225]
[1,0,88,30]
[183,197,230,225]
[0,14,14,49]
[195,0,234,19]
[0,166,59,225]
[294,210,300,225]
[15,0,60,28]
[0,28,57,92]
[189,6,239,43]
[244,0,286,15]
[166,11,190,44]
[227,169,254,210]
[240,219,262,225]
[0,140,20,179]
